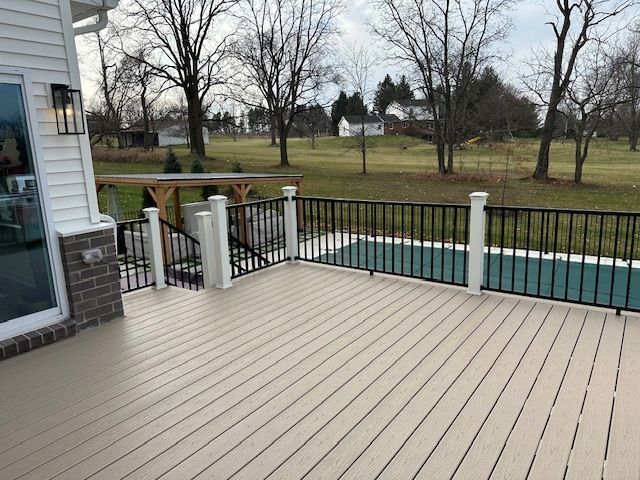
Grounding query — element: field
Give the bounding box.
[93,134,640,213]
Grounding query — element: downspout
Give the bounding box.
[73,8,109,36]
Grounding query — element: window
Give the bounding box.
[377,124,382,130]
[403,122,409,128]
[389,123,394,130]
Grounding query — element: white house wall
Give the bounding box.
[0,0,100,233]
[339,122,384,137]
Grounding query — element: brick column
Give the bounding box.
[58,226,124,330]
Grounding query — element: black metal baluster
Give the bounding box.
[610,214,621,307]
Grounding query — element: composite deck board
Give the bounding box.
[0,266,344,421]
[565,313,625,480]
[605,317,640,479]
[52,278,413,479]
[0,265,302,399]
[1,270,375,478]
[0,263,636,480]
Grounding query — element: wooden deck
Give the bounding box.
[0,263,638,480]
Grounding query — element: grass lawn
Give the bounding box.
[93,134,640,213]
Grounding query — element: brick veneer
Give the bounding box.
[0,226,124,362]
[58,227,124,330]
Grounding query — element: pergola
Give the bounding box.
[95,172,304,229]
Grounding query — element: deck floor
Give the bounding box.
[0,264,638,479]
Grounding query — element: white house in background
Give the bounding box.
[385,99,434,121]
[0,0,126,358]
[338,115,385,137]
[157,123,210,147]
[121,122,210,148]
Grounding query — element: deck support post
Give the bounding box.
[143,207,166,289]
[209,195,233,289]
[467,192,489,296]
[195,211,216,289]
[283,186,299,263]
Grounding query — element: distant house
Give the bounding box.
[338,115,384,137]
[385,99,433,121]
[384,100,436,141]
[122,121,210,147]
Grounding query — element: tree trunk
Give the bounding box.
[535,96,561,180]
[270,116,278,147]
[311,130,316,149]
[630,125,638,151]
[574,135,584,183]
[361,133,367,174]
[278,129,290,166]
[446,143,455,174]
[435,140,446,174]
[185,86,206,157]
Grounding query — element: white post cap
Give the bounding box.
[208,195,228,203]
[282,186,297,196]
[469,192,490,199]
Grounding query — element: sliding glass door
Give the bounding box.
[0,78,59,325]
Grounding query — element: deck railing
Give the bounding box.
[159,219,203,290]
[295,197,470,286]
[484,206,640,313]
[226,198,287,278]
[120,191,640,314]
[116,218,154,293]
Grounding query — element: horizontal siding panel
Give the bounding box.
[0,51,68,73]
[48,182,87,198]
[0,24,65,46]
[41,145,82,161]
[27,69,71,85]
[0,0,61,19]
[0,38,67,59]
[40,134,81,148]
[52,206,91,223]
[46,170,86,186]
[45,159,84,174]
[34,94,49,109]
[37,108,58,124]
[50,194,90,211]
[0,10,62,32]
[32,82,48,96]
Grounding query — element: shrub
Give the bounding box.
[164,149,182,173]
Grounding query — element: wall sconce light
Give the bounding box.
[51,84,85,135]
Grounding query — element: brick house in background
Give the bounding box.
[382,99,437,141]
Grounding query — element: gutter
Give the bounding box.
[73,7,109,36]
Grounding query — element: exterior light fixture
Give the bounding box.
[51,84,85,134]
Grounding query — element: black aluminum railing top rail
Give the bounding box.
[484,206,640,313]
[159,218,203,290]
[116,218,154,293]
[295,196,470,286]
[227,198,287,279]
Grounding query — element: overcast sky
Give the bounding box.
[76,0,630,111]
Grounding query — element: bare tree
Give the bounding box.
[617,32,640,150]
[125,0,238,157]
[341,44,377,174]
[527,0,632,181]
[86,30,135,147]
[374,0,512,174]
[232,0,343,166]
[561,41,623,182]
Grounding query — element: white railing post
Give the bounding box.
[282,186,299,263]
[467,192,489,295]
[195,211,216,288]
[143,207,166,289]
[208,195,232,289]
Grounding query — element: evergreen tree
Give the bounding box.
[395,75,414,100]
[191,156,218,200]
[373,74,397,113]
[163,149,182,173]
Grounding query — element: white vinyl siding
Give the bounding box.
[0,0,94,230]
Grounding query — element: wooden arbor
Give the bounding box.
[94,173,304,228]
